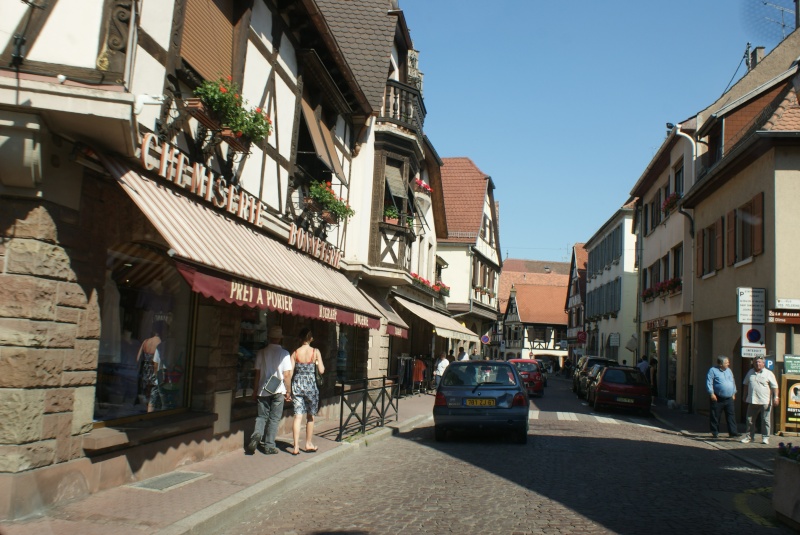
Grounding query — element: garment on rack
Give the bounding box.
[413,359,427,383]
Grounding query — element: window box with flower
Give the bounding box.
[413,178,433,195]
[436,281,450,297]
[641,287,655,301]
[305,181,355,224]
[661,192,680,214]
[186,76,272,151]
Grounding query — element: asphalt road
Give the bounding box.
[220,376,791,535]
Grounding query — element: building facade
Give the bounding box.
[564,244,588,365]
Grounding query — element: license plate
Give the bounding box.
[617,397,634,403]
[465,398,495,406]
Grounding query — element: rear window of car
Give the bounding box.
[512,361,539,372]
[603,369,648,385]
[443,363,517,386]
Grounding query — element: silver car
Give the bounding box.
[433,361,529,444]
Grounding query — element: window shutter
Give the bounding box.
[726,210,736,266]
[715,217,724,271]
[696,230,703,276]
[182,0,235,81]
[753,192,764,256]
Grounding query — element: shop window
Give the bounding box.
[236,308,274,400]
[96,243,193,421]
[337,324,369,381]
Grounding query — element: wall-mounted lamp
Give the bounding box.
[134,94,166,115]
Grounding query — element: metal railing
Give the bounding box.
[336,376,399,441]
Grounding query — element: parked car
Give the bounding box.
[587,366,652,414]
[572,356,617,394]
[577,363,608,399]
[434,360,529,444]
[508,359,544,397]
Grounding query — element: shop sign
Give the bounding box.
[646,319,668,330]
[787,376,800,425]
[387,325,408,339]
[776,298,800,310]
[785,355,800,374]
[609,333,620,347]
[768,310,800,324]
[140,133,265,226]
[287,223,341,269]
[177,262,380,330]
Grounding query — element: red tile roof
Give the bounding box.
[513,284,569,325]
[440,157,490,243]
[764,87,800,131]
[498,258,570,314]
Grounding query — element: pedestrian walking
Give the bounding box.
[741,356,779,445]
[706,355,739,439]
[290,327,325,455]
[247,325,293,455]
[433,352,449,389]
[471,347,480,360]
[636,356,650,379]
[649,358,658,396]
[457,346,468,361]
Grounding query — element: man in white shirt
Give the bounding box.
[741,356,779,445]
[247,326,293,455]
[433,352,449,389]
[457,347,468,361]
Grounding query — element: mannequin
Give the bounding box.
[136,322,165,412]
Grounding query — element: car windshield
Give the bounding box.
[443,363,517,386]
[603,369,648,385]
[513,362,538,372]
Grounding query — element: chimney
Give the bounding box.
[750,46,765,70]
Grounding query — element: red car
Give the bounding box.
[508,359,544,397]
[587,366,652,414]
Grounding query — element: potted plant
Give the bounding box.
[187,76,272,150]
[641,287,655,301]
[436,281,450,296]
[383,205,400,225]
[774,443,800,529]
[307,181,355,223]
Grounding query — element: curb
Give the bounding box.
[651,411,773,474]
[157,413,432,535]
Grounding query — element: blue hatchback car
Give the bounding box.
[433,360,529,444]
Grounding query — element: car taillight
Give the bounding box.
[512,393,526,406]
[435,392,446,406]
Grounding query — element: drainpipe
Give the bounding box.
[674,125,697,413]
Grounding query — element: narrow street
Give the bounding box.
[220,375,789,535]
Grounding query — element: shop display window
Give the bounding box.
[236,308,271,399]
[95,243,192,421]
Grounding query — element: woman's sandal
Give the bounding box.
[302,446,318,453]
[290,448,300,455]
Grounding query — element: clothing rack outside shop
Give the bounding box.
[335,375,399,441]
[396,355,434,396]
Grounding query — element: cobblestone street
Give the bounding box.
[220,377,791,535]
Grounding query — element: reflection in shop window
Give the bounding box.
[95,243,192,421]
[237,308,272,400]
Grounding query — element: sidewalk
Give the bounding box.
[0,394,436,535]
[650,402,786,474]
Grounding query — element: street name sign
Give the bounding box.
[776,298,800,310]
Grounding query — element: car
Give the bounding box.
[433,360,529,444]
[587,366,652,414]
[572,356,616,394]
[577,362,609,399]
[508,359,544,397]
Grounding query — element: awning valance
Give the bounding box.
[393,296,479,344]
[102,156,381,330]
[359,288,409,339]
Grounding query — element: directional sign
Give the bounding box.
[737,287,766,324]
[768,310,800,324]
[742,347,767,358]
[776,298,800,310]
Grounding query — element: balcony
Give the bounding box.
[378,80,426,142]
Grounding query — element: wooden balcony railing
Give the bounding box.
[379,80,426,141]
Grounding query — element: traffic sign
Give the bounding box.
[480,335,490,344]
[738,288,766,324]
[742,323,765,349]
[742,347,767,357]
[577,331,587,344]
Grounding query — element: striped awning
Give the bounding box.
[102,156,381,329]
[393,296,479,344]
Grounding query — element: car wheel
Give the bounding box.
[434,426,447,442]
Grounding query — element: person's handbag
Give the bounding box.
[262,374,282,395]
[315,365,324,388]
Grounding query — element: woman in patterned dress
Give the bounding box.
[290,328,325,455]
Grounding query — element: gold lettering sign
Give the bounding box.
[318,304,338,321]
[353,314,370,327]
[288,223,342,269]
[140,133,263,227]
[228,280,293,312]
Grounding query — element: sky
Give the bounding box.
[400,0,795,263]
